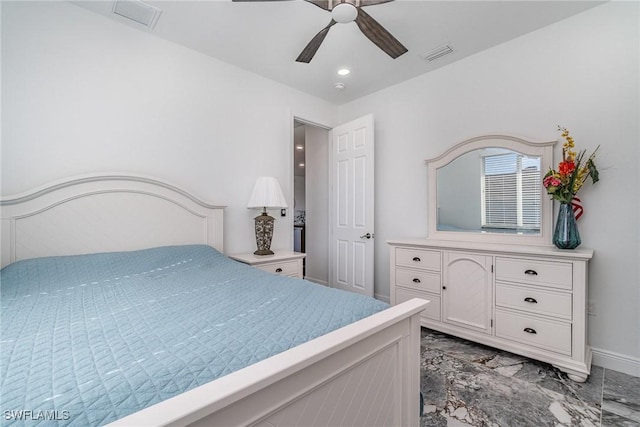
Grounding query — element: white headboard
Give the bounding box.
[0,174,225,268]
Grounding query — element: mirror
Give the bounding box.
[437,148,542,234]
[427,135,556,245]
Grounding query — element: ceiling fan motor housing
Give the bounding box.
[332,2,358,23]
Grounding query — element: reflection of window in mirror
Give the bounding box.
[428,134,554,245]
[481,149,541,234]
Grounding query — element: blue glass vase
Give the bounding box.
[553,202,581,249]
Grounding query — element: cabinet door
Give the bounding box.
[443,252,492,334]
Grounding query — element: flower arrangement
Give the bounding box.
[543,126,600,204]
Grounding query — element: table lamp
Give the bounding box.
[247,177,288,255]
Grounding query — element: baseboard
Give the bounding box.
[304,276,328,287]
[304,279,390,304]
[591,347,640,377]
[374,293,390,304]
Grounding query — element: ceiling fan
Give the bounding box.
[232,0,408,63]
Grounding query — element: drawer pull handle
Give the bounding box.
[523,327,537,334]
[524,297,538,304]
[413,278,421,283]
[524,269,538,276]
[412,257,421,262]
[275,268,283,273]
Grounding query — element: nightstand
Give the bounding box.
[230,251,306,278]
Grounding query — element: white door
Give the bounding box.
[329,114,374,296]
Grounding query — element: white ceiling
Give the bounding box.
[72,0,604,105]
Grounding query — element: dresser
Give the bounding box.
[230,251,306,278]
[389,239,593,382]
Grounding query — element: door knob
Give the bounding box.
[360,232,373,239]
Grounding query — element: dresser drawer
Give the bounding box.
[495,310,572,355]
[495,283,572,320]
[496,258,572,290]
[257,260,299,277]
[395,287,440,321]
[395,248,441,271]
[396,268,441,293]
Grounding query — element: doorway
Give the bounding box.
[293,122,306,253]
[293,119,330,286]
[292,114,375,297]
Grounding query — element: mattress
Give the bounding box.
[0,245,388,426]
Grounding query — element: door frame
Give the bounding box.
[289,113,375,297]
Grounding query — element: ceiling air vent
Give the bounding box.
[423,45,454,62]
[113,0,162,29]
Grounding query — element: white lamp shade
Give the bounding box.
[247,177,288,209]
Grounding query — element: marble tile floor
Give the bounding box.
[420,329,639,427]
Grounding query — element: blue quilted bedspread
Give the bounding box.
[0,245,388,426]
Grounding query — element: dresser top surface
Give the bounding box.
[387,238,593,260]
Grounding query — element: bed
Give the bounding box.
[0,174,428,427]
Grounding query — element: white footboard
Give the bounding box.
[108,298,428,427]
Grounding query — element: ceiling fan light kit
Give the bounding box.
[332,3,357,23]
[233,0,407,63]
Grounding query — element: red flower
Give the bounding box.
[543,175,562,188]
[558,160,576,176]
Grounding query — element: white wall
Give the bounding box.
[1,1,337,255]
[338,2,639,368]
[294,176,306,212]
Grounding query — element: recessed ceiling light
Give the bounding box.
[337,68,351,76]
[299,163,305,168]
[296,145,304,151]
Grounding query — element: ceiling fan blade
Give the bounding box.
[358,0,395,6]
[304,0,330,11]
[232,0,329,8]
[296,20,337,63]
[354,7,407,59]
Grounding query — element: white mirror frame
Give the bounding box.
[426,134,556,246]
